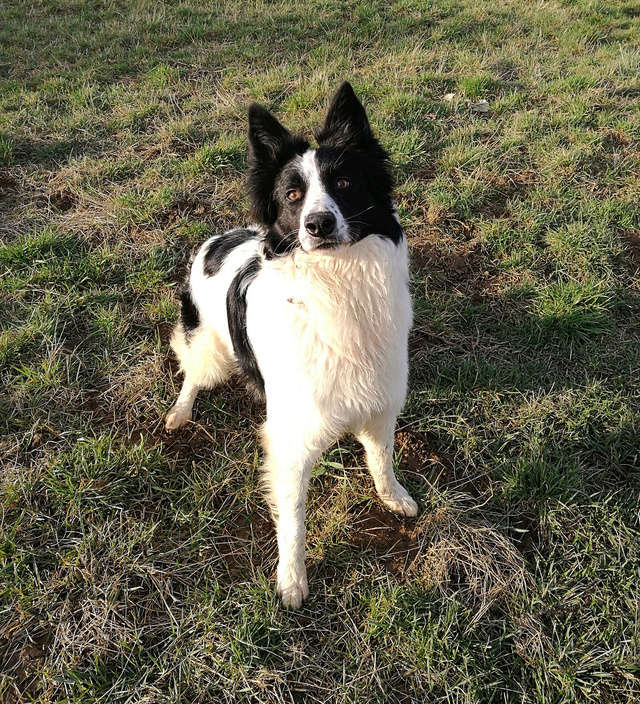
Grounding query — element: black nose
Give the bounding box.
[304,211,336,237]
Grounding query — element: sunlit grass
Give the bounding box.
[1,0,639,702]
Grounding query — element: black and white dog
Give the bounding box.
[165,82,417,607]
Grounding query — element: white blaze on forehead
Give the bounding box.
[300,150,334,218]
[298,149,349,251]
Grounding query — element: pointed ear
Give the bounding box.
[246,103,308,225]
[248,103,294,162]
[316,82,375,149]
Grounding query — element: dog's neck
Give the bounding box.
[263,234,409,358]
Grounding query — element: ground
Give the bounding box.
[1,1,639,702]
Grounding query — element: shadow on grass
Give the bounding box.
[4,135,107,168]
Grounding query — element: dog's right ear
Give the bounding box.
[247,103,308,225]
[248,103,293,163]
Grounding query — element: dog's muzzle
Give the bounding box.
[304,211,337,238]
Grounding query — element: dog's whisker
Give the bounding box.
[347,205,375,221]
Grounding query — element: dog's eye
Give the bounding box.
[286,188,302,202]
[336,178,350,190]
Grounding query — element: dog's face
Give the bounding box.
[247,82,401,256]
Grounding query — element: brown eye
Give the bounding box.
[286,188,302,202]
[336,178,350,189]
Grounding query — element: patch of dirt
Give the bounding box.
[601,128,632,149]
[158,197,208,225]
[214,510,277,583]
[347,504,419,575]
[407,237,436,271]
[409,230,512,319]
[410,234,491,282]
[622,230,640,267]
[480,169,537,218]
[415,245,482,280]
[396,429,488,498]
[0,630,51,703]
[232,510,274,543]
[48,186,77,212]
[412,165,437,182]
[0,173,18,193]
[396,429,445,476]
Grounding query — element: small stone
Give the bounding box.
[470,99,490,113]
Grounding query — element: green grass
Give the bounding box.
[1,1,640,702]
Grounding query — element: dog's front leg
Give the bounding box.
[356,411,418,517]
[261,425,321,608]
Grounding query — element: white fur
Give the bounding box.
[165,232,261,428]
[298,150,349,251]
[166,205,416,608]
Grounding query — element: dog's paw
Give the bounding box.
[379,483,418,517]
[165,405,191,431]
[277,566,309,609]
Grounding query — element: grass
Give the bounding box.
[1,0,639,702]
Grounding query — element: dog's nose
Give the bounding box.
[304,211,336,237]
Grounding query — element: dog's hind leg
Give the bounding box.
[356,411,418,517]
[165,323,233,431]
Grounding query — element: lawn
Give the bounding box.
[1,0,639,702]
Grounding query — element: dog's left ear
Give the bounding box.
[316,82,375,149]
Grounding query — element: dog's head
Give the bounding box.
[247,82,401,256]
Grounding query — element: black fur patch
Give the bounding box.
[263,226,299,259]
[315,146,402,245]
[180,285,199,334]
[226,256,264,395]
[203,228,257,277]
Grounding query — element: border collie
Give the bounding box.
[165,82,417,607]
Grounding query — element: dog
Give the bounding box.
[165,82,417,607]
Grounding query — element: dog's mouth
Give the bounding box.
[300,233,349,253]
[314,239,343,250]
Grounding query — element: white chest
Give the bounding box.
[247,236,412,420]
